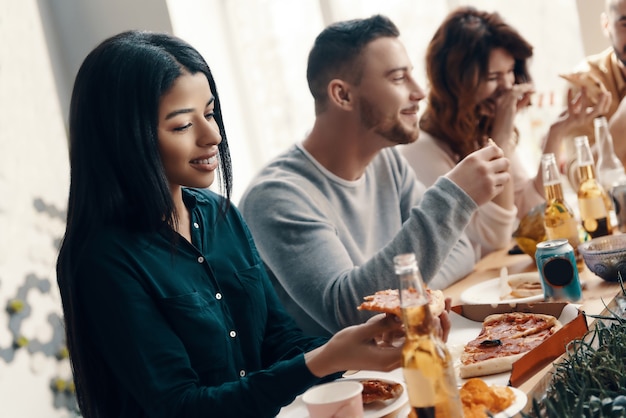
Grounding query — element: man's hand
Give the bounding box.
[446,144,511,206]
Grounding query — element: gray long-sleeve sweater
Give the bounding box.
[239,144,478,336]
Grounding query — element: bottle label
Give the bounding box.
[583,218,612,238]
[579,196,611,236]
[402,368,436,407]
[579,196,609,219]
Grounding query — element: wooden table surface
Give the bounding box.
[443,245,623,407]
[444,247,620,312]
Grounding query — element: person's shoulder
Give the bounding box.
[401,131,450,165]
[415,131,445,151]
[571,47,614,75]
[78,224,149,264]
[240,145,322,204]
[245,145,305,183]
[585,47,613,67]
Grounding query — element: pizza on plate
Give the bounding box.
[357,288,446,317]
[501,275,543,300]
[459,312,562,378]
[359,379,404,404]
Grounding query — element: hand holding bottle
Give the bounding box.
[395,253,463,418]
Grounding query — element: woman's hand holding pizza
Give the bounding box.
[491,82,534,151]
[357,289,452,342]
[305,314,404,378]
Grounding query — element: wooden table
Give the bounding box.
[444,247,620,312]
[279,245,622,417]
[443,245,622,406]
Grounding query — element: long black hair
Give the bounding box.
[56,30,232,417]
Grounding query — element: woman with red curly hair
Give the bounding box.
[402,6,609,259]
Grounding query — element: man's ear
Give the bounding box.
[601,12,610,37]
[328,79,353,109]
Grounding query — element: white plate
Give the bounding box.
[277,370,408,418]
[460,273,544,305]
[277,371,526,418]
[491,386,528,418]
[401,386,527,418]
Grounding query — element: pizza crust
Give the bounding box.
[500,275,543,300]
[459,312,562,378]
[506,275,543,299]
[459,353,524,379]
[426,289,446,317]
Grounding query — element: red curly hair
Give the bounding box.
[420,6,533,160]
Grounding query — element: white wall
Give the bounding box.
[0,1,73,416]
[576,0,609,56]
[0,1,172,416]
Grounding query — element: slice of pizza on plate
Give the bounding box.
[459,312,562,378]
[359,378,404,404]
[505,274,543,299]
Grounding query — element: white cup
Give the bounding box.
[302,380,364,418]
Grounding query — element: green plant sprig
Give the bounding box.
[522,273,626,418]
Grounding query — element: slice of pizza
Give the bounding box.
[459,312,562,378]
[359,379,404,404]
[357,288,446,317]
[559,71,607,104]
[506,275,543,299]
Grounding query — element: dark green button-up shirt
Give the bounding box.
[77,188,328,417]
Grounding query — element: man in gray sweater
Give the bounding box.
[238,15,510,336]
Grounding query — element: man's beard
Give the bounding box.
[359,97,418,145]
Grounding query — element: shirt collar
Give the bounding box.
[609,49,626,95]
[182,188,200,210]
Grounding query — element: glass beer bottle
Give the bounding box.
[594,116,626,192]
[575,135,613,238]
[541,153,583,268]
[394,253,462,418]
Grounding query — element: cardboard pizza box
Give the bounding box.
[524,291,626,404]
[449,302,588,388]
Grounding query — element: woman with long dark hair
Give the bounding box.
[56,30,403,418]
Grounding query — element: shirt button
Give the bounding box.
[193,222,199,229]
[197,256,204,263]
[229,330,237,338]
[215,293,222,300]
[239,370,246,377]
